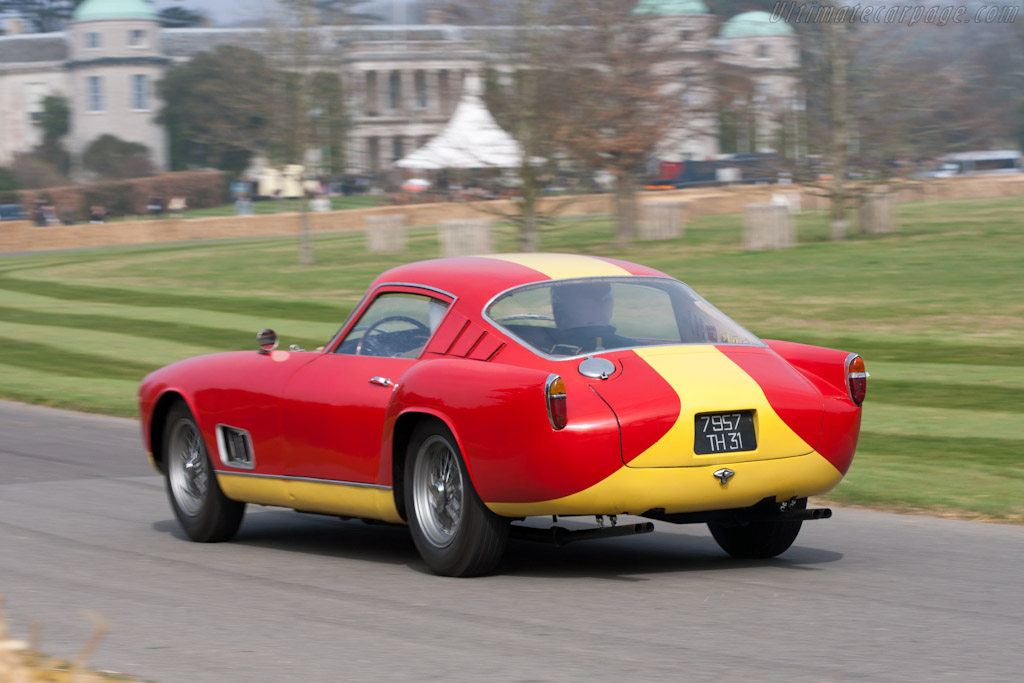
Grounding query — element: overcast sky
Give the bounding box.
[150,0,424,26]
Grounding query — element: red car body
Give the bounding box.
[140,253,864,575]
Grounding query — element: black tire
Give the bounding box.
[708,498,806,559]
[163,402,245,542]
[404,421,508,577]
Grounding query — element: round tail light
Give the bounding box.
[545,375,567,430]
[846,354,868,406]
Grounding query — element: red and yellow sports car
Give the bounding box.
[139,254,865,576]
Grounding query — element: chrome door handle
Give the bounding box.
[369,376,393,387]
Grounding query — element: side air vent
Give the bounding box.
[216,424,255,469]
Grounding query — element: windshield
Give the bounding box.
[487,277,762,358]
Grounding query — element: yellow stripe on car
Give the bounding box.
[486,450,843,517]
[628,346,815,468]
[217,474,404,523]
[485,253,632,279]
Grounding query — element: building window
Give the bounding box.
[26,83,48,122]
[757,43,771,59]
[131,74,149,110]
[367,136,380,172]
[87,76,104,112]
[414,71,427,110]
[128,29,147,47]
[388,71,401,111]
[392,136,405,162]
[364,71,378,116]
[85,31,102,49]
[438,70,450,114]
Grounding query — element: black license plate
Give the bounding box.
[694,411,756,455]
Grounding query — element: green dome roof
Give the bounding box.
[720,11,795,37]
[633,0,711,16]
[73,0,157,22]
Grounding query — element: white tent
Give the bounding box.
[395,74,525,170]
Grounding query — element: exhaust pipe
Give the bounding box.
[511,522,655,547]
[775,507,832,522]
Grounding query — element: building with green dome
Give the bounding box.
[65,0,167,171]
[716,10,801,155]
[719,11,796,38]
[72,0,157,23]
[632,0,711,15]
[0,1,800,175]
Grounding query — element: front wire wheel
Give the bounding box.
[405,422,508,576]
[164,402,245,543]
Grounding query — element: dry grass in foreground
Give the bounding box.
[0,604,145,683]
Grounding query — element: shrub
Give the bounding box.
[0,167,17,203]
[11,153,68,189]
[16,171,227,219]
[82,135,155,181]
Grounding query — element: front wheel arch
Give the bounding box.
[149,390,189,474]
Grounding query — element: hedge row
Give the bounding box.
[16,171,227,220]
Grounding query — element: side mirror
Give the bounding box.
[257,328,278,354]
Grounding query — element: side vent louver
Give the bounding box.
[216,424,255,469]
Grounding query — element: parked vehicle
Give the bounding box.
[645,154,779,189]
[0,204,26,221]
[914,150,1023,178]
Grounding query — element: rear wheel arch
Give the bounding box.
[391,411,465,521]
[402,418,508,576]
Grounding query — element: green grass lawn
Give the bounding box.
[106,194,386,221]
[1,195,1021,521]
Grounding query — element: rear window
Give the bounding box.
[487,277,762,358]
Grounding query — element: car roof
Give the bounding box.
[372,254,669,305]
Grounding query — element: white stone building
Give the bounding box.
[0,0,800,176]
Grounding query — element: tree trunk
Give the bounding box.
[828,15,848,241]
[614,171,637,243]
[519,195,539,252]
[299,200,314,265]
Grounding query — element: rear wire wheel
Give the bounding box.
[708,498,806,559]
[164,402,245,542]
[405,421,508,576]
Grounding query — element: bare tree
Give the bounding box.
[265,1,357,265]
[799,10,1024,237]
[545,0,694,242]
[478,1,568,251]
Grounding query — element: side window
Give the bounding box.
[336,292,448,358]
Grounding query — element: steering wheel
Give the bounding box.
[355,315,430,356]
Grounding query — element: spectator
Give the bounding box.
[310,193,331,213]
[147,197,163,216]
[235,193,252,215]
[33,200,47,226]
[167,196,187,217]
[89,205,107,224]
[42,203,58,225]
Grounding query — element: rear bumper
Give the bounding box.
[485,451,843,517]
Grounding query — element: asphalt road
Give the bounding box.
[1,400,1022,683]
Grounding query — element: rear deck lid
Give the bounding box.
[591,345,823,468]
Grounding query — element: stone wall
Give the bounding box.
[2,174,1022,254]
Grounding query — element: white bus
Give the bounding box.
[929,150,1022,177]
